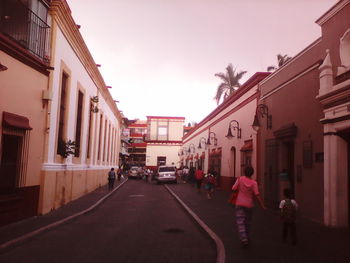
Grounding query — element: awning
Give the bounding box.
[3,111,32,130]
[189,154,193,160]
[194,153,199,160]
[200,152,205,159]
[240,140,253,152]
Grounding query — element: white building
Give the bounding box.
[39,0,122,214]
[145,116,185,169]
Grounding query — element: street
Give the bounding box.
[1,179,350,263]
[0,180,215,263]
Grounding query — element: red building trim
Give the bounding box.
[129,124,147,128]
[130,143,147,147]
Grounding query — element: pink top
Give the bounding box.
[232,176,260,208]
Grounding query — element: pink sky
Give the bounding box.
[66,0,337,124]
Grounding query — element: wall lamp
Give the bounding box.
[226,120,241,139]
[207,132,217,146]
[197,137,207,149]
[0,62,8,72]
[252,104,272,131]
[188,143,196,153]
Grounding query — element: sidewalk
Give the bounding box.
[168,182,350,263]
[0,179,126,247]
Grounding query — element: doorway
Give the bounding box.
[0,134,23,194]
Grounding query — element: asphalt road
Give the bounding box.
[0,180,216,263]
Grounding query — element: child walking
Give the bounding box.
[204,172,216,199]
[279,188,298,245]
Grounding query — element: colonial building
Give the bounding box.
[127,120,147,167]
[258,0,350,227]
[40,0,122,214]
[145,116,185,170]
[0,0,122,226]
[0,0,52,226]
[181,73,270,191]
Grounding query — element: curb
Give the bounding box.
[164,184,225,263]
[0,179,128,250]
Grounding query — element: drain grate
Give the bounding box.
[163,228,184,233]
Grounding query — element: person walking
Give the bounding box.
[232,166,266,248]
[194,167,204,193]
[204,172,216,199]
[279,188,298,245]
[117,167,122,181]
[182,166,189,183]
[108,168,116,191]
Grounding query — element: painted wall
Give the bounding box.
[182,74,266,191]
[146,144,181,167]
[39,0,121,214]
[0,51,48,188]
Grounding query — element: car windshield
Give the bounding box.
[159,167,176,172]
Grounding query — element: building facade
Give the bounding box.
[0,0,52,226]
[181,73,270,191]
[40,0,122,214]
[145,116,184,170]
[0,0,122,226]
[258,0,350,227]
[127,120,147,167]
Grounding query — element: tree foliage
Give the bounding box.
[214,63,247,105]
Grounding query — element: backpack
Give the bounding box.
[281,199,296,222]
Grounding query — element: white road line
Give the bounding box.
[164,184,226,263]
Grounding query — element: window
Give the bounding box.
[103,119,107,161]
[157,126,168,140]
[86,101,93,159]
[57,72,68,156]
[98,114,103,161]
[74,91,84,157]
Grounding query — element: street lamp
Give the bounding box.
[197,137,207,149]
[226,120,242,139]
[252,104,272,131]
[207,132,217,146]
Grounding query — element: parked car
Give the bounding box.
[155,165,177,184]
[128,166,141,179]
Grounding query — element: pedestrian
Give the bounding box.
[188,166,195,185]
[194,167,204,193]
[279,188,298,245]
[108,168,116,191]
[117,167,122,181]
[232,166,266,248]
[182,166,189,183]
[204,172,216,199]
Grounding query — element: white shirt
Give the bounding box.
[279,199,298,209]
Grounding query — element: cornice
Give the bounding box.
[316,0,350,26]
[50,0,122,122]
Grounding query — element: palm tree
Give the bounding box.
[214,64,247,105]
[267,54,292,72]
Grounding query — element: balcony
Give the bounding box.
[0,0,50,62]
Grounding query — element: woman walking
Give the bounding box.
[232,166,265,248]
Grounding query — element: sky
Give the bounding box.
[66,0,338,124]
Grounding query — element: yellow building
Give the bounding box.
[0,0,122,225]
